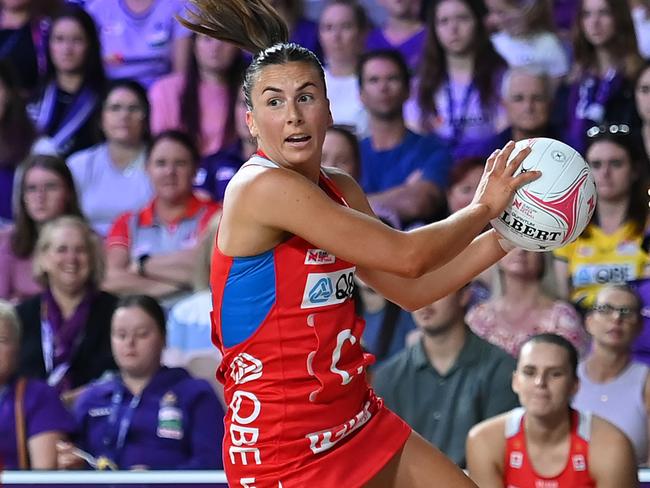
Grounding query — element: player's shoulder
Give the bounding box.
[589,413,632,447]
[468,410,510,445]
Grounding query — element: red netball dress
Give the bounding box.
[504,407,596,488]
[210,156,411,488]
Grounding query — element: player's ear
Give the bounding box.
[246,110,258,139]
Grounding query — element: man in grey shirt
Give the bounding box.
[372,285,518,467]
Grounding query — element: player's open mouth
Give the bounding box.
[285,134,311,143]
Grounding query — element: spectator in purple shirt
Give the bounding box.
[0,299,75,470]
[560,0,643,154]
[365,0,426,71]
[57,294,224,470]
[407,0,507,159]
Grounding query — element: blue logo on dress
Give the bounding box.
[308,278,333,303]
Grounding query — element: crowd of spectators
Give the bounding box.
[1,0,650,478]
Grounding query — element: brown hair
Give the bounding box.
[571,0,643,81]
[12,154,84,259]
[417,0,505,131]
[179,0,325,110]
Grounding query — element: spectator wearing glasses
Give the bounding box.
[560,0,643,154]
[67,80,153,237]
[0,155,84,303]
[573,284,650,466]
[554,123,650,312]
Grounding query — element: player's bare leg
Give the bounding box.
[365,431,477,487]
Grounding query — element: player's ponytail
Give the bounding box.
[179,0,325,110]
[179,0,289,54]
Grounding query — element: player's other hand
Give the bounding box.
[471,141,540,220]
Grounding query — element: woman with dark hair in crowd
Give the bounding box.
[177,0,538,484]
[561,0,643,154]
[28,4,105,158]
[198,86,256,202]
[57,294,224,471]
[0,60,36,223]
[104,130,220,303]
[0,299,75,469]
[16,216,117,393]
[318,0,369,135]
[0,0,62,96]
[322,125,362,181]
[407,0,507,159]
[554,124,650,312]
[67,79,153,237]
[149,34,246,160]
[0,154,83,303]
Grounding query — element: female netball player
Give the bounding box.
[180,1,539,486]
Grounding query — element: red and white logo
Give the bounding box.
[305,249,336,265]
[510,451,524,469]
[572,454,586,471]
[230,353,263,385]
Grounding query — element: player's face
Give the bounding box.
[247,62,332,172]
[635,66,650,124]
[504,73,550,133]
[513,342,578,417]
[111,306,164,377]
[586,288,642,350]
[446,165,483,214]
[581,0,616,48]
[498,248,543,281]
[0,318,18,384]
[411,290,466,336]
[49,18,88,74]
[319,3,364,64]
[360,58,408,120]
[147,138,196,204]
[586,140,636,202]
[434,0,476,57]
[322,130,359,178]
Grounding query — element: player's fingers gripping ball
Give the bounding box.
[491,138,597,252]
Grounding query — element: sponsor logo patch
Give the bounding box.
[301,267,355,309]
[305,249,336,265]
[230,353,263,385]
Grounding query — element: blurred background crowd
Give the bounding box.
[1,0,650,475]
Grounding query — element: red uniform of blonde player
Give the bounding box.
[180,1,539,486]
[466,334,638,488]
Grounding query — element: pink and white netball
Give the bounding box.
[491,138,597,252]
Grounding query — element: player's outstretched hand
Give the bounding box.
[471,140,541,220]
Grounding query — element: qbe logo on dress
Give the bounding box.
[301,267,356,309]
